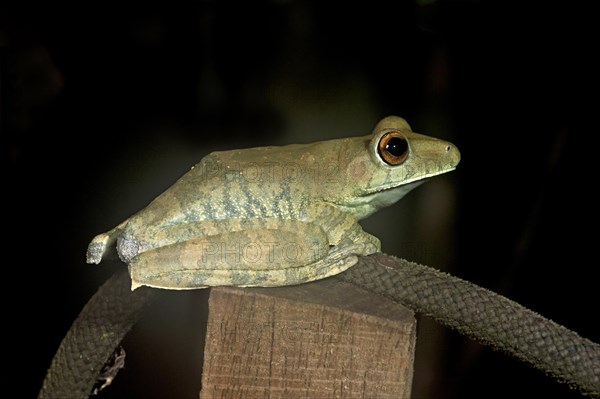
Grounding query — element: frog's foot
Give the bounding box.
[300,238,380,281]
[333,231,381,258]
[86,223,127,264]
[332,238,379,259]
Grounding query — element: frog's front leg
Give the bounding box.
[127,213,379,290]
[308,202,381,252]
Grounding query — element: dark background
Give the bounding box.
[2,2,597,398]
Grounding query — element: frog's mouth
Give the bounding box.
[329,166,456,220]
[357,166,456,198]
[358,179,426,207]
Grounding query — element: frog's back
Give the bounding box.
[122,143,322,235]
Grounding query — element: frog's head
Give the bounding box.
[326,116,460,220]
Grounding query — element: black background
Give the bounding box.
[2,2,597,398]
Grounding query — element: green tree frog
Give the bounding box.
[87,116,460,290]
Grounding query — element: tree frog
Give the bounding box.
[87,116,460,290]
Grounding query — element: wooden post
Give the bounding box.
[200,278,416,399]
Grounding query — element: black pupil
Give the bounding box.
[386,137,408,157]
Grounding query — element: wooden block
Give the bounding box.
[200,278,416,399]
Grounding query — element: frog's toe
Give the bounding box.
[366,238,380,254]
[117,236,140,263]
[333,236,379,257]
[86,240,105,264]
[87,232,116,264]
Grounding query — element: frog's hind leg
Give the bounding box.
[129,238,375,290]
[128,221,329,290]
[127,219,378,290]
[86,221,127,264]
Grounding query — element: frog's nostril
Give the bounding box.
[117,236,139,263]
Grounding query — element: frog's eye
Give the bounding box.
[378,131,409,165]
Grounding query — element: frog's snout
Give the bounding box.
[117,236,140,263]
[445,141,461,168]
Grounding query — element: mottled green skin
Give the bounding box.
[87,116,460,290]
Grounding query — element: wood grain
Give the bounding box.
[200,278,416,399]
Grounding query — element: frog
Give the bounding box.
[87,116,460,290]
